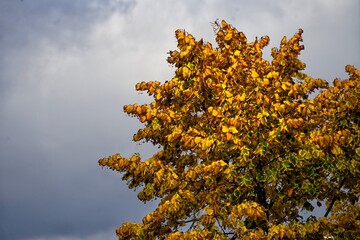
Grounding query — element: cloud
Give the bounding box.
[0,0,359,239]
[0,1,155,239]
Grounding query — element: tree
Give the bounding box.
[99,20,360,239]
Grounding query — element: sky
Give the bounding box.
[0,0,359,239]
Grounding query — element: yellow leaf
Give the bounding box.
[202,138,214,151]
[180,51,189,58]
[146,111,152,120]
[234,50,240,56]
[212,109,219,117]
[224,33,232,41]
[251,70,259,78]
[194,136,202,144]
[144,214,152,224]
[268,130,276,138]
[222,125,229,133]
[175,29,185,40]
[239,93,246,101]
[155,170,163,183]
[205,68,212,76]
[203,48,211,57]
[225,91,233,98]
[182,67,190,78]
[139,115,147,123]
[263,78,270,86]
[155,92,162,100]
[274,93,280,101]
[219,160,227,167]
[331,145,343,156]
[226,132,232,141]
[205,208,214,215]
[279,227,285,239]
[229,126,238,134]
[261,109,269,117]
[278,104,286,113]
[267,71,279,79]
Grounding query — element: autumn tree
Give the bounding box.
[99,20,360,239]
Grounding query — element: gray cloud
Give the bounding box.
[0,0,359,239]
[0,0,136,97]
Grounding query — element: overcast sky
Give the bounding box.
[0,0,359,239]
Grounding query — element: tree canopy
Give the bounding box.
[99,20,360,239]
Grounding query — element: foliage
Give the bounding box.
[99,20,360,239]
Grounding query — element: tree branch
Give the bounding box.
[324,176,346,217]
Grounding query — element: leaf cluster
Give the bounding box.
[99,20,360,239]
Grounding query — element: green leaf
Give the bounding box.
[355,147,360,156]
[303,201,314,211]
